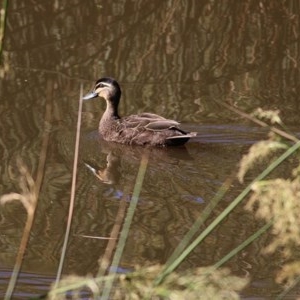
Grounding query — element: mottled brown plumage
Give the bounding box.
[83,77,196,146]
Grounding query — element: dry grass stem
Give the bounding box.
[76,235,117,240]
[116,265,247,299]
[0,159,37,216]
[55,84,84,285]
[276,261,300,286]
[252,108,282,125]
[239,127,300,292]
[214,100,299,143]
[238,138,287,183]
[49,275,101,300]
[0,159,38,300]
[246,177,300,257]
[48,265,248,300]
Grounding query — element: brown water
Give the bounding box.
[0,1,299,299]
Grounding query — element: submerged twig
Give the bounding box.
[214,100,299,143]
[55,84,83,285]
[76,235,117,240]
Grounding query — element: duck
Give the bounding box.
[83,77,196,147]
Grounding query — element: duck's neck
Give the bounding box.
[103,99,120,120]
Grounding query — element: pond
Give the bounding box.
[0,1,299,299]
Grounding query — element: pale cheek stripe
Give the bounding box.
[95,82,111,90]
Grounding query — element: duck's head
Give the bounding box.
[83,77,121,105]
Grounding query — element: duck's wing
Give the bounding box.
[122,113,179,131]
[118,113,197,146]
[145,120,180,131]
[138,112,167,120]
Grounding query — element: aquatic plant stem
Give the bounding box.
[55,84,83,285]
[101,151,149,300]
[154,140,300,286]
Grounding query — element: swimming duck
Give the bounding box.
[83,77,196,146]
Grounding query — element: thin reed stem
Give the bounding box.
[55,84,83,285]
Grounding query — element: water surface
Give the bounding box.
[0,1,299,299]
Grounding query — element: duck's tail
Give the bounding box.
[166,132,197,146]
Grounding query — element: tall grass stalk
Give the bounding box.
[1,163,37,300]
[1,79,53,299]
[101,151,149,300]
[55,84,83,285]
[154,140,300,285]
[0,0,8,63]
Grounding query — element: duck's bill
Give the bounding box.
[83,92,98,100]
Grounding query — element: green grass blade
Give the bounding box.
[101,151,149,299]
[154,141,300,285]
[213,221,272,270]
[164,175,234,268]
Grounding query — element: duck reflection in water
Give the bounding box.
[83,139,193,185]
[84,151,120,185]
[83,77,197,147]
